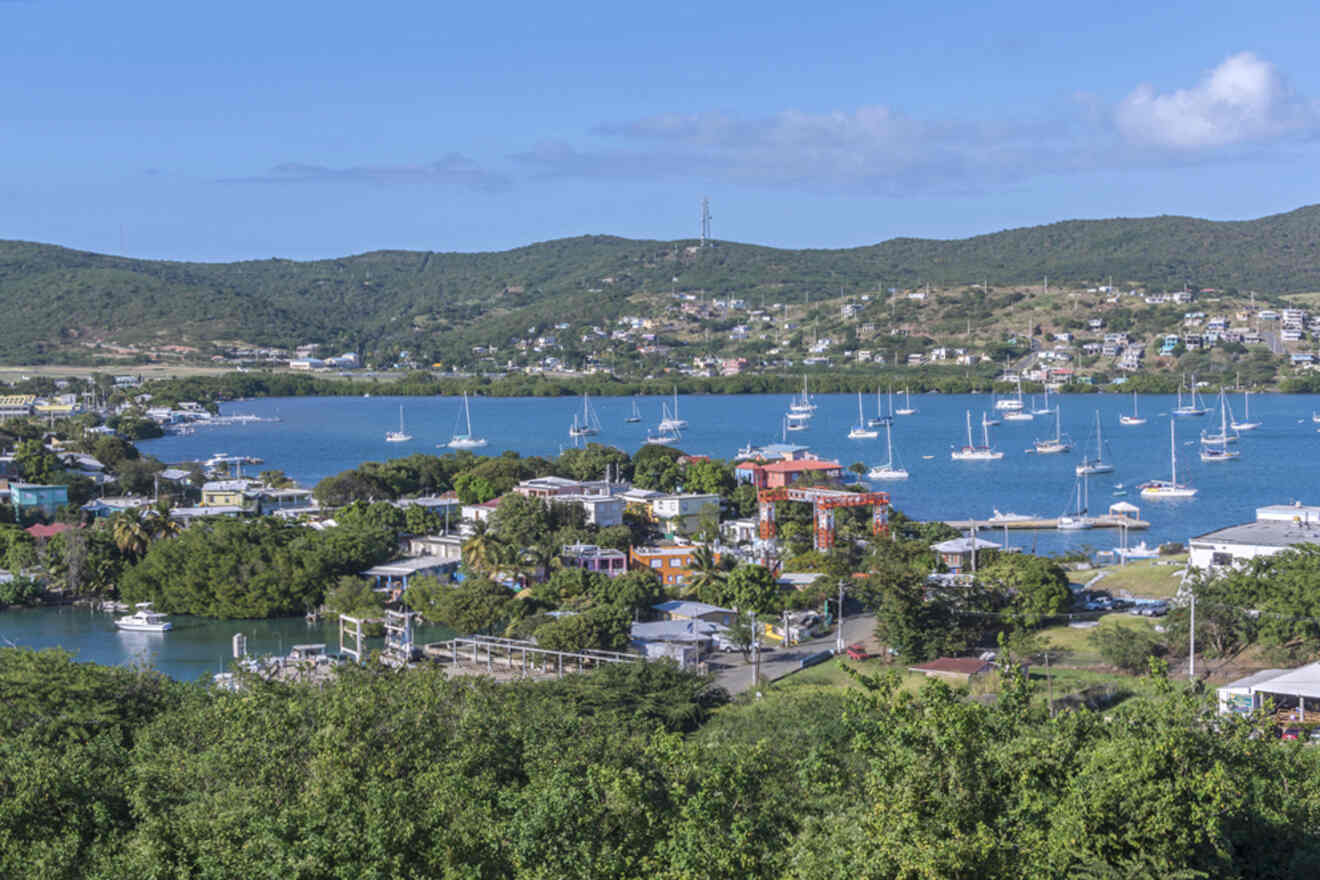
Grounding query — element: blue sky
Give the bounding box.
[5,1,1320,261]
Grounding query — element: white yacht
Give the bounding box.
[1033,407,1073,454]
[848,392,879,439]
[445,392,488,449]
[1076,410,1114,475]
[115,602,172,633]
[385,405,413,443]
[952,410,1003,461]
[1140,421,1197,498]
[894,387,917,415]
[1119,391,1146,426]
[867,419,908,480]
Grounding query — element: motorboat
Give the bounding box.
[445,392,488,449]
[115,602,172,633]
[1140,421,1197,498]
[385,405,413,443]
[1116,541,1161,560]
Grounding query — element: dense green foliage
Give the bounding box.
[3,647,1320,879]
[118,519,395,618]
[7,203,1320,361]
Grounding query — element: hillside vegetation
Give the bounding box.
[4,204,1320,362]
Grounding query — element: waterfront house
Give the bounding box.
[9,482,69,518]
[561,543,627,578]
[81,496,154,518]
[734,458,843,490]
[253,487,314,515]
[363,555,459,601]
[201,479,259,509]
[407,533,464,562]
[169,505,244,523]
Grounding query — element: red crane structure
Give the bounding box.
[757,486,890,552]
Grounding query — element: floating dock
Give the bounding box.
[942,515,1149,532]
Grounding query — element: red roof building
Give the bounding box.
[25,522,72,540]
[907,657,995,683]
[734,458,843,490]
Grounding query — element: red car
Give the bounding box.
[845,643,870,661]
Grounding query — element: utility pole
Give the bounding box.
[835,581,846,653]
[1046,651,1054,718]
[751,611,761,690]
[1189,591,1196,680]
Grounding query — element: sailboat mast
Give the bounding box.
[1170,420,1177,484]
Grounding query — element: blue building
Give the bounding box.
[10,482,70,519]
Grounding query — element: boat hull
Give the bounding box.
[115,620,171,632]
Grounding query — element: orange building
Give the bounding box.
[734,458,843,490]
[629,544,699,587]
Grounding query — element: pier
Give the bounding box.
[423,636,639,680]
[942,514,1148,532]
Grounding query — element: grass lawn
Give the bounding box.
[1037,613,1164,666]
[769,657,928,692]
[1088,556,1187,599]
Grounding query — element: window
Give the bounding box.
[1211,552,1234,567]
[650,559,662,569]
[669,558,679,567]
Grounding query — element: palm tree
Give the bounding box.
[680,544,726,600]
[461,521,505,577]
[110,511,150,560]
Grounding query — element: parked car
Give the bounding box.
[844,643,870,661]
[1281,727,1302,741]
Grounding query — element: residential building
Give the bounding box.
[0,395,36,419]
[561,543,627,578]
[201,479,259,509]
[652,599,736,627]
[1218,664,1320,719]
[362,555,460,601]
[80,496,153,518]
[650,493,721,535]
[630,544,699,587]
[9,482,69,518]
[908,657,995,683]
[734,458,843,490]
[931,536,1001,574]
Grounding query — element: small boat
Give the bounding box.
[894,387,917,416]
[1116,541,1161,560]
[1058,472,1093,530]
[568,393,602,438]
[385,405,413,443]
[659,387,689,431]
[788,376,816,415]
[994,377,1026,411]
[921,454,935,460]
[1119,391,1147,426]
[989,509,1034,523]
[625,397,642,423]
[1200,391,1240,462]
[445,392,488,449]
[848,392,879,439]
[1312,412,1320,424]
[115,602,172,633]
[1031,386,1053,416]
[867,419,908,480]
[1230,391,1260,431]
[1033,407,1073,454]
[1172,375,1208,417]
[952,410,1003,461]
[1076,410,1114,475]
[785,411,810,432]
[867,387,893,428]
[1140,421,1197,498]
[1003,407,1034,422]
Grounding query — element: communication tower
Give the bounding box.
[700,196,712,247]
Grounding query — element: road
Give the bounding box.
[710,613,875,696]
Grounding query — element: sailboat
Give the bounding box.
[385,405,413,443]
[867,387,892,428]
[785,410,810,432]
[1230,390,1260,431]
[1033,407,1073,454]
[1172,375,1208,417]
[848,392,879,439]
[1076,410,1114,475]
[1004,383,1034,421]
[1200,391,1241,462]
[868,419,909,480]
[1031,385,1053,416]
[568,393,602,438]
[1119,391,1146,426]
[625,397,642,423]
[645,403,682,445]
[788,376,815,415]
[894,387,917,415]
[1139,421,1197,498]
[658,387,688,431]
[445,392,488,449]
[952,410,1003,461]
[994,376,1025,411]
[1058,472,1093,530]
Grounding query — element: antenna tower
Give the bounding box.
[700,196,712,247]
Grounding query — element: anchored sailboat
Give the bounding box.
[445,392,488,449]
[1076,410,1114,475]
[894,387,917,416]
[569,393,602,438]
[1230,390,1260,431]
[1119,391,1146,426]
[868,419,909,480]
[1033,406,1073,454]
[848,391,878,439]
[1201,391,1241,462]
[625,397,642,423]
[385,405,413,443]
[1139,421,1197,498]
[952,410,1003,461]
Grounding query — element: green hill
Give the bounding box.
[3,204,1320,363]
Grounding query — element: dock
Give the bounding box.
[942,515,1149,532]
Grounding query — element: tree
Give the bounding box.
[978,553,1071,625]
[683,459,735,498]
[408,576,510,635]
[13,438,65,486]
[461,521,506,577]
[453,472,498,504]
[488,493,553,550]
[681,544,726,599]
[592,569,663,617]
[533,604,632,652]
[714,564,781,615]
[110,511,150,562]
[1088,624,1165,673]
[323,576,385,624]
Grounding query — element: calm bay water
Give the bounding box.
[8,390,1317,678]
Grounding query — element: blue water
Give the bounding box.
[0,606,456,682]
[133,391,1320,556]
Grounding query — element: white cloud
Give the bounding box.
[1115,52,1317,150]
[223,154,511,192]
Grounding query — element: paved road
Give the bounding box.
[710,613,875,696]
